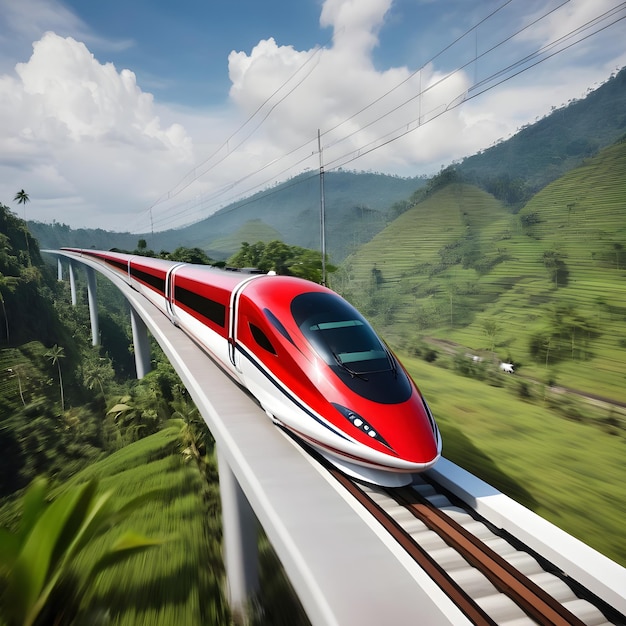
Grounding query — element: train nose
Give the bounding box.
[378,400,441,465]
[332,401,440,465]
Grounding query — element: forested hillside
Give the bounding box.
[337,137,626,404]
[0,204,106,496]
[457,66,626,198]
[0,202,194,497]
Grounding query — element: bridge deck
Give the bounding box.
[58,251,467,625]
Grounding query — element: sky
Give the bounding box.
[0,0,625,234]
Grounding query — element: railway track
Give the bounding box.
[329,468,626,626]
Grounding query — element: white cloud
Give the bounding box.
[0,0,84,45]
[0,32,195,229]
[320,0,392,60]
[223,1,475,183]
[521,0,622,48]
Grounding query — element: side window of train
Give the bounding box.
[249,323,277,355]
[263,308,294,345]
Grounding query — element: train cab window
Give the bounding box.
[291,291,412,403]
[249,323,277,355]
[292,292,388,374]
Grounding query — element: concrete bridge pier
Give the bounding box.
[130,306,151,379]
[68,260,78,306]
[217,447,259,621]
[63,260,100,346]
[85,266,100,346]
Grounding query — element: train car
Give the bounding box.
[63,248,442,486]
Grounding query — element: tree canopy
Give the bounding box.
[228,239,335,283]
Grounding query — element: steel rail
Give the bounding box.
[392,485,588,626]
[327,467,498,625]
[324,459,621,626]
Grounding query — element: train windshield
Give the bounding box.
[291,292,412,403]
[292,292,388,373]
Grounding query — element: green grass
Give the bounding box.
[402,354,626,566]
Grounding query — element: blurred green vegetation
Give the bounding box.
[337,139,626,406]
[0,426,231,626]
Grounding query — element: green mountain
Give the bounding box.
[158,170,425,262]
[28,171,426,263]
[27,67,626,265]
[205,219,284,257]
[338,137,626,404]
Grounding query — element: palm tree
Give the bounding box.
[13,189,30,208]
[481,318,501,354]
[171,399,204,462]
[106,389,159,442]
[82,359,113,401]
[13,190,31,263]
[45,344,65,412]
[0,274,19,345]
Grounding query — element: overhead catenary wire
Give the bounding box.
[323,5,626,173]
[131,0,626,235]
[322,0,575,155]
[167,8,626,231]
[127,39,328,234]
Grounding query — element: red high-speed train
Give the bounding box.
[65,248,441,486]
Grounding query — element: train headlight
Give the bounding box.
[331,403,393,450]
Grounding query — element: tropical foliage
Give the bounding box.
[13,191,29,207]
[0,477,165,626]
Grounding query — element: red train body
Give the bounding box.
[64,248,442,486]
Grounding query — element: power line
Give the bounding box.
[321,0,575,156]
[131,1,625,234]
[321,0,520,145]
[324,9,626,173]
[129,37,330,234]
[131,1,525,233]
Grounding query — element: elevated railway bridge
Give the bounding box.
[46,249,626,626]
